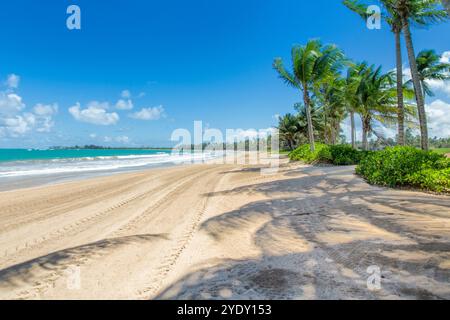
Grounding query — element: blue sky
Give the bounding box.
[0,0,449,148]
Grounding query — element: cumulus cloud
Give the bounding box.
[0,113,35,137]
[426,99,450,137]
[115,99,134,110]
[33,103,58,116]
[440,51,450,64]
[129,105,164,121]
[69,101,119,126]
[0,92,25,115]
[33,103,58,132]
[0,74,58,138]
[427,79,450,96]
[115,135,130,143]
[6,74,20,89]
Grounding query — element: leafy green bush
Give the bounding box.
[289,143,332,164]
[289,143,365,165]
[406,168,450,193]
[329,144,363,165]
[356,146,450,192]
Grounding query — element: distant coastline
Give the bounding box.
[48,145,173,150]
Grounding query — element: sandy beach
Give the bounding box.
[0,158,449,300]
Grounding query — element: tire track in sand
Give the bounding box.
[5,167,219,300]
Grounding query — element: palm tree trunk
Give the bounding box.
[395,29,405,146]
[350,111,356,149]
[303,87,315,152]
[361,116,370,151]
[331,120,336,145]
[402,17,428,150]
[421,80,427,104]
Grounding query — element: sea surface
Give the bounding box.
[0,149,216,191]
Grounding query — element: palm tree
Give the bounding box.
[343,0,406,145]
[408,49,450,99]
[277,114,302,151]
[354,65,399,150]
[273,39,345,151]
[316,74,347,145]
[294,102,325,141]
[343,62,369,148]
[389,0,449,150]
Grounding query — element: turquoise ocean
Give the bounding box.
[0,149,215,183]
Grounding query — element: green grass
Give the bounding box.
[432,148,450,155]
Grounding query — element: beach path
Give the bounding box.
[0,159,449,299]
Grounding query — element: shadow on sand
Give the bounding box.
[157,166,450,300]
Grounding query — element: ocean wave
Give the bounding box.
[0,152,218,178]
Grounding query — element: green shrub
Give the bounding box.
[329,144,363,165]
[356,146,450,192]
[289,143,332,164]
[406,168,450,193]
[289,143,365,165]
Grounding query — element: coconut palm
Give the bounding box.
[277,114,302,151]
[343,0,407,145]
[343,62,370,148]
[407,49,450,99]
[354,65,399,150]
[273,39,345,151]
[388,0,449,150]
[294,102,326,141]
[316,75,347,145]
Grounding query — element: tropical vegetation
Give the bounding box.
[275,1,449,193]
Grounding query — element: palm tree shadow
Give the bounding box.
[0,233,168,288]
[157,166,450,300]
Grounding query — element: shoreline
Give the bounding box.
[0,161,180,193]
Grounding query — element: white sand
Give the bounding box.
[0,158,449,300]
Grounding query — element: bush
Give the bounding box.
[356,146,450,192]
[289,143,332,164]
[329,144,363,165]
[289,143,365,165]
[406,168,450,193]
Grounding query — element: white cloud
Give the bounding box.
[440,51,450,64]
[6,74,20,89]
[115,135,130,143]
[0,74,58,138]
[0,92,25,115]
[115,99,134,110]
[426,99,450,138]
[33,103,58,116]
[32,103,58,133]
[121,90,131,99]
[427,79,450,96]
[129,105,164,121]
[69,101,119,126]
[89,133,97,139]
[0,113,35,137]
